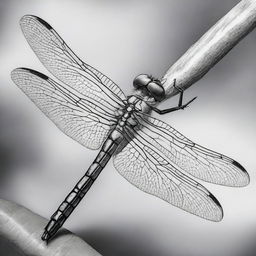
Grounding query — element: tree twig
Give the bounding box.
[162,0,256,99]
[0,199,101,256]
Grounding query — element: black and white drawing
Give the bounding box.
[11,15,250,243]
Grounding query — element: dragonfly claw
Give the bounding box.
[182,96,197,109]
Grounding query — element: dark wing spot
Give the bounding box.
[34,15,53,30]
[232,160,247,174]
[21,68,49,80]
[208,193,223,220]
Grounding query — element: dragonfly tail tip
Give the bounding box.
[41,231,51,243]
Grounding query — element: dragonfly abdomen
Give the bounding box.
[42,131,123,242]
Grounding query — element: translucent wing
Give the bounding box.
[19,15,126,109]
[11,68,117,149]
[134,114,250,187]
[113,125,223,221]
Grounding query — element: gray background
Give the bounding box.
[0,0,256,255]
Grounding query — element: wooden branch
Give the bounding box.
[162,0,256,99]
[0,199,101,256]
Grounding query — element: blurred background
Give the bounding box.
[0,0,256,255]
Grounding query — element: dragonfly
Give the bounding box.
[11,15,250,242]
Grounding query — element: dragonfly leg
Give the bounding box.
[152,79,197,115]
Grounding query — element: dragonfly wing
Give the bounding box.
[113,125,223,221]
[11,68,116,149]
[19,15,126,109]
[134,114,250,187]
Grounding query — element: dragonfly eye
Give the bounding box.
[147,81,165,101]
[133,74,151,89]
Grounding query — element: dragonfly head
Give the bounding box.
[133,74,165,101]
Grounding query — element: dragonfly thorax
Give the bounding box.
[133,74,165,101]
[127,95,151,114]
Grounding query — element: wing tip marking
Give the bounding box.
[20,15,53,31]
[232,160,250,186]
[208,192,223,221]
[11,68,49,81]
